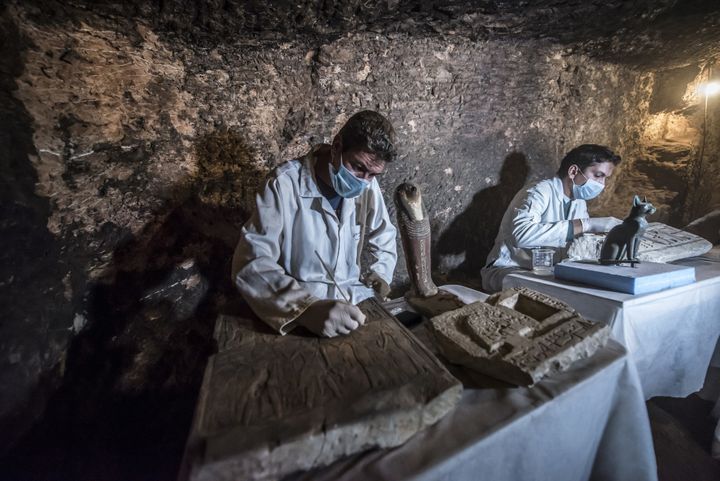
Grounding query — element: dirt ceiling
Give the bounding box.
[18,0,720,69]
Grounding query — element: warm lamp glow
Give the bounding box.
[698,81,720,97]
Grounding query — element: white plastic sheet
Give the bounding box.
[503,255,720,399]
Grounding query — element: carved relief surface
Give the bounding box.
[428,288,609,386]
[637,222,712,261]
[180,298,462,481]
[568,222,712,262]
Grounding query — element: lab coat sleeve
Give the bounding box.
[231,177,319,335]
[364,184,398,285]
[511,188,573,248]
[577,200,589,219]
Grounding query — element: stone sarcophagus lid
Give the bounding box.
[179,298,462,481]
[427,288,610,386]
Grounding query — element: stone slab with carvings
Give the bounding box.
[179,298,462,481]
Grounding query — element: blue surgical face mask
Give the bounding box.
[328,153,370,199]
[571,167,604,200]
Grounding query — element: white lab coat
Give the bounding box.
[481,176,588,292]
[232,148,398,334]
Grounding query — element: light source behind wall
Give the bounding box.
[698,80,720,97]
[688,74,718,221]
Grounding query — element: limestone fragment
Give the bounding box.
[568,222,712,262]
[428,288,610,386]
[180,298,462,481]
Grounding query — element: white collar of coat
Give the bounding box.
[552,176,572,202]
[299,145,326,198]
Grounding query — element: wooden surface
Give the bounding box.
[180,298,462,481]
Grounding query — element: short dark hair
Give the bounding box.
[338,110,397,163]
[557,144,621,178]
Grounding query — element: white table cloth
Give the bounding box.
[503,255,720,399]
[289,340,656,481]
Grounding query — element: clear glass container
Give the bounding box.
[532,248,555,275]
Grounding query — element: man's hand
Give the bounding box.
[295,299,366,338]
[364,272,391,300]
[581,217,622,233]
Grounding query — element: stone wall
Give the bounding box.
[606,61,720,227]
[685,63,720,223]
[0,1,658,476]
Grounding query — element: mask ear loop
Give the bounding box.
[330,139,342,173]
[571,165,588,184]
[335,151,348,176]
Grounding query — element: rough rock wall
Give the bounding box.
[604,61,720,228]
[685,63,720,223]
[302,34,651,282]
[12,0,720,69]
[1,2,653,475]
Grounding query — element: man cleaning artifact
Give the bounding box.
[481,144,623,292]
[232,111,398,337]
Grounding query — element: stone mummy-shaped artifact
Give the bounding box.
[394,182,464,317]
[394,182,437,297]
[428,288,610,386]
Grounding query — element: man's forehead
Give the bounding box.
[350,150,386,173]
[588,162,614,175]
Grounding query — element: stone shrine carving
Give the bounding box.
[428,288,610,386]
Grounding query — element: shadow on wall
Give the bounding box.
[1,131,267,481]
[0,7,78,457]
[686,209,720,245]
[437,152,529,282]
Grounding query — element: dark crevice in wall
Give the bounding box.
[649,64,701,114]
[0,8,75,456]
[2,134,263,480]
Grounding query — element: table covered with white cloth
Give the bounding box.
[288,286,657,481]
[503,255,720,399]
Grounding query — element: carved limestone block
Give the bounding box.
[568,222,712,262]
[637,222,713,262]
[180,298,462,481]
[428,288,610,386]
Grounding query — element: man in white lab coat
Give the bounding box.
[481,144,623,292]
[232,111,398,337]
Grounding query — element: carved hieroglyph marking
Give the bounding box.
[181,298,462,481]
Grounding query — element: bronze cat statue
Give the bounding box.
[600,195,656,265]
